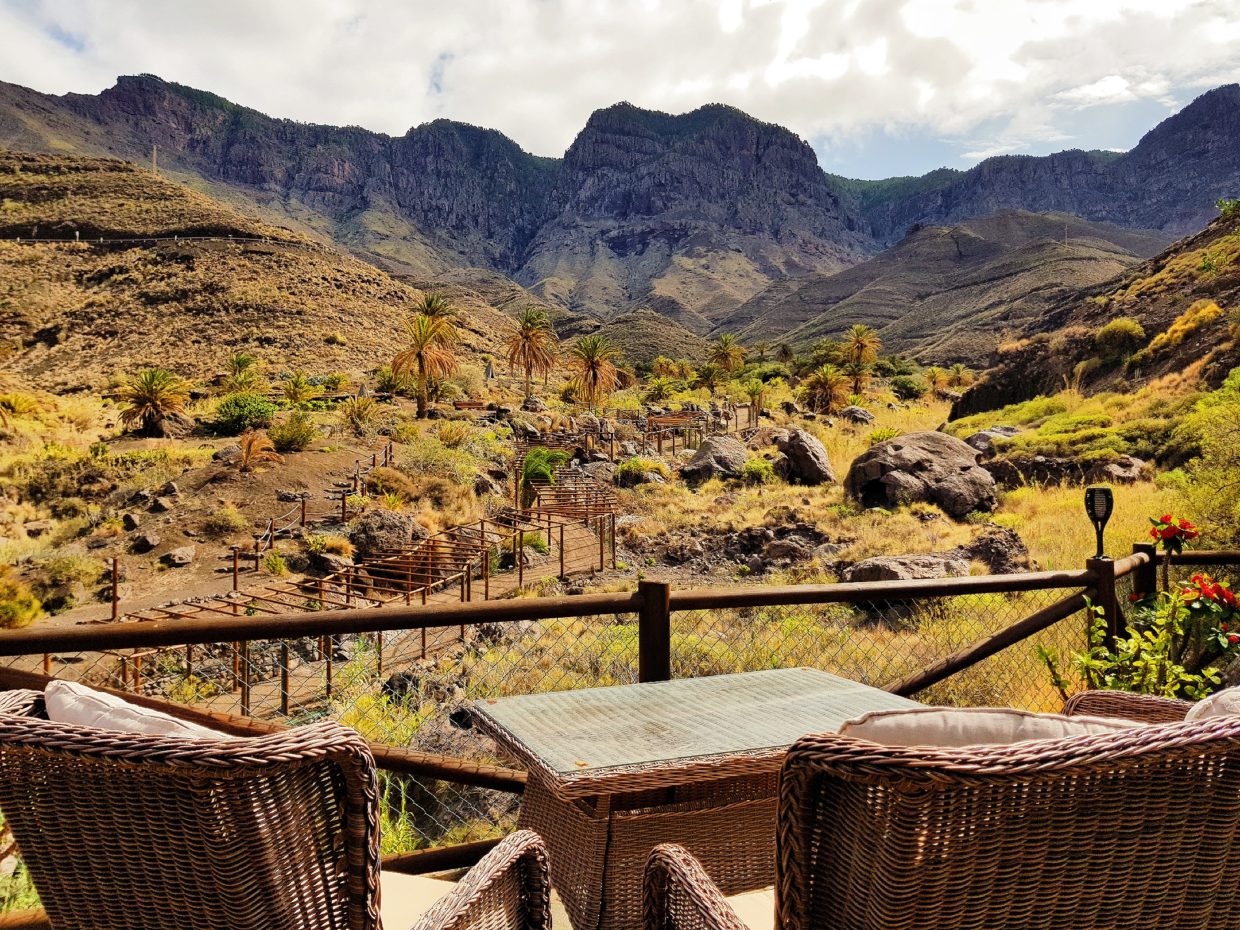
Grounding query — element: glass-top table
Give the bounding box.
[471,668,919,930]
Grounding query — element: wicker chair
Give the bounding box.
[0,689,551,930]
[644,690,1240,930]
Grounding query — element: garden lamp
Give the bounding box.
[1085,486,1114,559]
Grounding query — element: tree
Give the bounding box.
[117,368,191,436]
[776,343,795,364]
[651,356,678,378]
[843,324,882,368]
[506,306,559,398]
[802,364,849,414]
[709,334,746,372]
[754,342,769,362]
[519,447,571,508]
[282,372,319,408]
[743,379,766,420]
[923,366,949,393]
[844,359,872,395]
[393,313,458,418]
[237,430,283,473]
[692,363,725,393]
[567,335,622,410]
[948,363,974,388]
[413,291,455,320]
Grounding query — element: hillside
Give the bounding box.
[0,151,512,390]
[587,309,710,368]
[5,76,1240,335]
[955,208,1240,415]
[716,211,1172,361]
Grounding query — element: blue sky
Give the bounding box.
[2,0,1238,180]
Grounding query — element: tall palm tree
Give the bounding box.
[923,366,949,393]
[743,379,766,424]
[651,356,678,378]
[802,364,850,415]
[393,313,458,418]
[413,291,455,321]
[948,363,974,388]
[506,307,559,398]
[281,372,319,408]
[709,334,746,372]
[754,342,769,362]
[842,324,882,368]
[776,343,795,364]
[692,363,725,393]
[117,368,191,436]
[844,359,873,395]
[568,335,623,410]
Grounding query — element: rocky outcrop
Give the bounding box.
[679,436,748,484]
[845,431,997,518]
[774,429,835,485]
[985,454,1150,489]
[349,510,426,560]
[965,426,1021,455]
[842,554,971,583]
[840,406,875,425]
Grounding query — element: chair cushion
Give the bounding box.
[44,680,229,739]
[726,886,774,930]
[838,706,1139,748]
[380,870,456,930]
[1186,685,1240,721]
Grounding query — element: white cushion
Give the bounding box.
[44,680,230,739]
[726,886,774,930]
[838,706,1139,748]
[1186,685,1240,722]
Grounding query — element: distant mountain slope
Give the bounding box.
[0,152,511,390]
[838,85,1240,243]
[955,209,1240,416]
[587,309,710,368]
[716,211,1172,361]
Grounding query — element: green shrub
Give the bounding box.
[306,533,354,557]
[262,552,287,576]
[339,396,380,435]
[201,504,248,538]
[1217,197,1240,219]
[0,568,41,628]
[739,457,776,485]
[889,376,927,400]
[1094,317,1146,361]
[867,427,900,446]
[615,457,670,487]
[325,331,347,346]
[213,393,278,435]
[520,532,549,555]
[268,410,318,452]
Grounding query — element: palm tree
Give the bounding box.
[117,368,191,436]
[282,372,319,408]
[393,313,458,418]
[842,324,882,368]
[413,291,455,321]
[506,307,559,398]
[643,377,677,403]
[237,430,283,473]
[948,363,974,388]
[743,379,766,424]
[651,356,678,378]
[709,334,746,372]
[844,359,873,395]
[567,335,623,410]
[520,447,571,508]
[924,366,949,393]
[754,342,769,362]
[692,363,725,393]
[226,352,256,376]
[802,364,850,415]
[776,343,795,364]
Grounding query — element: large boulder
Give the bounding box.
[679,436,748,484]
[349,510,427,560]
[840,405,876,425]
[842,553,971,583]
[954,527,1030,574]
[161,546,196,567]
[845,431,997,518]
[1088,455,1149,485]
[521,395,548,413]
[774,429,835,485]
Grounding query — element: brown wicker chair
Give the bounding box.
[645,689,1240,930]
[0,689,551,930]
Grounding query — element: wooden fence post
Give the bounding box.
[611,513,617,568]
[239,641,251,716]
[300,497,308,527]
[110,557,120,620]
[1087,556,1123,646]
[279,643,290,716]
[638,580,672,683]
[1132,542,1158,599]
[598,516,605,571]
[559,525,565,578]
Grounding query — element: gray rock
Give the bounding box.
[840,405,876,424]
[521,395,548,413]
[679,435,749,484]
[277,489,311,502]
[23,520,54,538]
[349,510,427,560]
[618,441,639,458]
[149,496,175,513]
[580,461,617,484]
[86,536,109,550]
[151,411,195,439]
[131,532,161,553]
[842,553,971,583]
[313,552,355,574]
[160,481,180,496]
[763,537,812,563]
[213,444,241,465]
[162,546,196,567]
[747,427,789,450]
[474,472,505,497]
[964,425,1021,455]
[955,527,1030,575]
[122,513,142,531]
[1088,455,1149,485]
[845,431,997,518]
[774,428,835,485]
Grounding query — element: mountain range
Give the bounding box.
[2,74,1240,347]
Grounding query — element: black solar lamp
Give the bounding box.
[1085,486,1114,559]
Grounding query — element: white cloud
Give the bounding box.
[0,0,1235,170]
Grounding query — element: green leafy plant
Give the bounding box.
[339,396,380,435]
[867,427,900,446]
[261,551,287,576]
[889,376,927,400]
[268,410,318,452]
[116,368,192,435]
[739,457,775,485]
[0,567,42,628]
[213,393,278,435]
[1217,197,1240,219]
[520,447,571,507]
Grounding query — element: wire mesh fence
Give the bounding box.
[669,586,1089,712]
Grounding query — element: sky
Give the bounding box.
[2,0,1239,179]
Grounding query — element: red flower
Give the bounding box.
[1227,634,1238,646]
[1160,514,1174,524]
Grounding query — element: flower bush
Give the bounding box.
[1149,514,1200,554]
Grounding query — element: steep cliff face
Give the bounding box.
[851,86,1240,243]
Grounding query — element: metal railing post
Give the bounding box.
[638,580,672,683]
[110,557,119,620]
